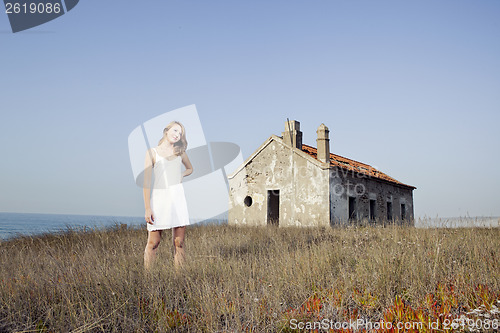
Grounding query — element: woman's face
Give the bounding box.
[166,124,182,144]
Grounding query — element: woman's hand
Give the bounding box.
[145,208,155,225]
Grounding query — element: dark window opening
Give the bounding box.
[348,196,356,221]
[401,203,406,220]
[369,199,376,221]
[267,190,279,226]
[387,201,393,221]
[244,196,253,207]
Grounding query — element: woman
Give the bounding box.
[143,121,193,270]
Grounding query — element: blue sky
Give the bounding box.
[1,0,499,219]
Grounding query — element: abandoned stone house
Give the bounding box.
[228,120,416,227]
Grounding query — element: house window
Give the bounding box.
[369,199,376,221]
[387,201,393,221]
[348,196,356,221]
[401,203,406,220]
[244,196,253,207]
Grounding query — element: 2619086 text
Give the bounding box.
[5,2,62,14]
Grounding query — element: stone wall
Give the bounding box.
[329,167,414,225]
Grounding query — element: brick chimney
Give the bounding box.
[316,123,330,163]
[282,120,302,149]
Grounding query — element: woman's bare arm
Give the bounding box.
[143,148,155,224]
[180,152,193,180]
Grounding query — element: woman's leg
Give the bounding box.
[172,226,186,268]
[144,230,162,270]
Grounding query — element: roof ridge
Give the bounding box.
[301,143,371,167]
[300,143,415,189]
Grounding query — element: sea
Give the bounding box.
[0,212,228,241]
[415,216,499,229]
[0,212,146,241]
[0,212,497,241]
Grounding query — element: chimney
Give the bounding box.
[282,120,302,149]
[316,123,330,163]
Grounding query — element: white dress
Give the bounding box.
[148,148,190,231]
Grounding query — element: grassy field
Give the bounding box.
[0,223,498,332]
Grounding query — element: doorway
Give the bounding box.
[348,196,356,222]
[267,190,280,226]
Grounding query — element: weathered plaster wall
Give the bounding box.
[228,139,293,226]
[289,149,330,227]
[329,168,414,225]
[228,138,330,227]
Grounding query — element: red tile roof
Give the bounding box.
[301,144,415,189]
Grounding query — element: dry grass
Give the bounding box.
[0,223,498,332]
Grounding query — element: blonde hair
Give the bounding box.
[158,121,188,155]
